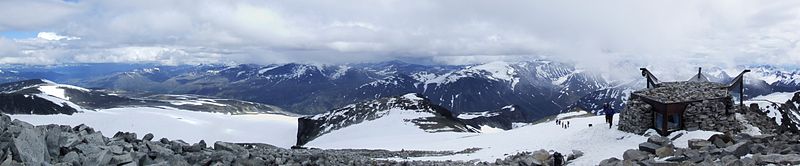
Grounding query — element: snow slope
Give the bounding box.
[306,114,720,165]
[10,106,299,148]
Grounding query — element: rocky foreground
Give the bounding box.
[0,112,582,166]
[600,132,800,165]
[602,101,800,166]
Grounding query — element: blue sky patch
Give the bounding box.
[0,31,38,39]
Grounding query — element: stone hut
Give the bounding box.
[618,68,750,136]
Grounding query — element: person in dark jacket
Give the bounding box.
[603,102,615,129]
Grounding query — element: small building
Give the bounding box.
[618,68,750,136]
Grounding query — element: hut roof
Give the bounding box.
[632,81,730,104]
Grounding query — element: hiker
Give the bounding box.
[604,102,615,129]
[567,121,570,128]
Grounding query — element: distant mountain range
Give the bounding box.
[0,79,290,116]
[1,61,799,121]
[0,79,537,147]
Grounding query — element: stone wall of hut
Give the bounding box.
[683,99,744,133]
[617,99,652,134]
[618,98,743,135]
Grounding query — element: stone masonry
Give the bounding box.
[618,81,742,135]
[618,99,653,134]
[683,99,744,133]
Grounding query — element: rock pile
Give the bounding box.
[617,100,653,134]
[741,104,781,134]
[632,82,729,103]
[0,112,583,165]
[600,132,800,165]
[491,149,583,166]
[683,99,743,133]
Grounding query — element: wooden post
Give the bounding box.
[740,79,744,108]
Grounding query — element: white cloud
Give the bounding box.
[37,32,80,41]
[0,0,798,73]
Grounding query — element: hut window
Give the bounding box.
[655,112,664,130]
[668,114,681,130]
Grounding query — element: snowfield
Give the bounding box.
[307,113,721,165]
[10,107,299,148]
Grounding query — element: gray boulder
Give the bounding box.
[214,141,245,153]
[683,149,704,163]
[740,157,756,165]
[143,133,154,141]
[723,142,750,157]
[61,151,80,164]
[754,154,800,165]
[112,132,137,143]
[73,124,94,134]
[638,142,661,154]
[0,114,11,129]
[655,145,674,158]
[109,153,134,165]
[599,157,622,166]
[145,142,174,158]
[648,135,671,146]
[623,149,650,161]
[531,149,550,163]
[688,139,712,150]
[708,134,734,148]
[83,132,106,145]
[12,127,49,164]
[567,150,583,161]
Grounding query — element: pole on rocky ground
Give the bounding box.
[640,68,660,89]
[727,69,750,108]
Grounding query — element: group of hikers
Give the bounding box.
[555,102,616,129]
[546,102,615,166]
[555,119,570,128]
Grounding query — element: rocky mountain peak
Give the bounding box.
[296,93,477,146]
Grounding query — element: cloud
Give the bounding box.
[37,32,80,41]
[0,0,82,31]
[0,0,798,76]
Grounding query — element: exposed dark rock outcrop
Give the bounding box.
[296,94,477,146]
[459,105,533,130]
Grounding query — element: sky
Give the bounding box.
[0,0,799,72]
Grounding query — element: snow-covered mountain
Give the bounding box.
[0,79,302,148]
[0,79,290,115]
[0,79,86,114]
[2,61,799,123]
[19,61,609,121]
[748,65,800,92]
[296,93,478,146]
